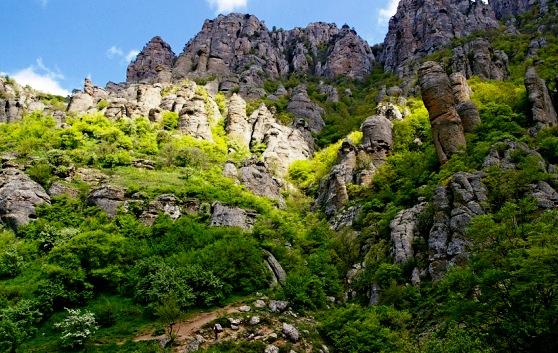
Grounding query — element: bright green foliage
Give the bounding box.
[54,308,98,349]
[161,111,179,130]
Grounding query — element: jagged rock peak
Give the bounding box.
[489,0,550,19]
[127,13,373,85]
[127,36,176,84]
[381,0,499,77]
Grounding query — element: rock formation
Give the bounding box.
[381,0,499,77]
[450,72,481,132]
[87,185,126,218]
[121,14,374,92]
[428,172,487,280]
[489,0,549,19]
[0,168,50,228]
[210,203,257,229]
[139,194,183,225]
[450,38,510,81]
[390,202,428,264]
[127,36,176,84]
[226,94,252,146]
[287,86,326,133]
[419,61,467,164]
[524,66,557,132]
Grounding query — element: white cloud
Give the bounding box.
[106,46,124,59]
[206,0,247,14]
[106,46,139,64]
[9,58,70,96]
[125,50,140,63]
[378,0,399,24]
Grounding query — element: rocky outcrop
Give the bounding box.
[489,0,548,19]
[450,38,509,81]
[428,172,488,280]
[450,73,481,132]
[210,203,257,229]
[419,61,467,164]
[237,160,284,203]
[317,114,393,217]
[0,168,50,228]
[139,194,182,225]
[381,0,499,77]
[127,36,176,84]
[263,250,287,285]
[287,86,325,133]
[390,202,428,264]
[226,94,252,146]
[524,67,557,133]
[179,95,214,141]
[87,185,126,218]
[322,27,375,80]
[316,141,358,217]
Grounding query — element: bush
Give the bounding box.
[162,111,179,130]
[54,308,98,349]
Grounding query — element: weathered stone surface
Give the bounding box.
[361,115,393,163]
[287,86,325,134]
[282,323,300,342]
[390,203,428,264]
[210,203,257,229]
[238,160,283,202]
[381,0,499,77]
[268,300,289,313]
[67,92,94,113]
[428,172,487,280]
[419,61,466,164]
[0,168,50,228]
[318,83,339,103]
[323,27,375,80]
[450,73,481,132]
[87,185,126,218]
[179,95,213,141]
[264,250,287,285]
[525,66,557,132]
[127,36,176,84]
[490,0,548,19]
[140,194,182,225]
[47,182,79,198]
[316,141,357,217]
[450,38,509,81]
[225,94,251,146]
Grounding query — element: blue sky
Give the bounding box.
[0,0,399,96]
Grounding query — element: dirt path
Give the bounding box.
[134,303,239,344]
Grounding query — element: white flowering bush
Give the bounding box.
[54,308,98,348]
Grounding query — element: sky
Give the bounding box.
[0,0,400,96]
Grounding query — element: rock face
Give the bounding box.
[179,95,214,141]
[390,203,428,264]
[140,194,182,225]
[428,172,488,280]
[450,38,509,81]
[419,61,467,164]
[124,14,373,90]
[263,250,287,285]
[127,36,176,84]
[450,73,481,132]
[87,185,126,218]
[381,0,499,77]
[287,86,326,133]
[489,0,547,19]
[237,160,284,203]
[0,169,50,228]
[316,114,394,217]
[223,98,315,176]
[210,203,257,229]
[524,67,557,132]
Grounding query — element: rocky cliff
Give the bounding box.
[128,14,375,97]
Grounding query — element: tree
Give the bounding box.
[54,308,98,349]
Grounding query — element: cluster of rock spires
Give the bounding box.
[127,14,374,98]
[380,0,552,78]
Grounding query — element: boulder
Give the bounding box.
[282,323,300,342]
[419,61,466,164]
[269,300,289,313]
[0,168,50,228]
[238,160,283,203]
[210,203,257,229]
[139,194,182,225]
[264,250,287,285]
[361,115,393,163]
[87,185,126,218]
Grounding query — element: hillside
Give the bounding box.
[1,1,557,353]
